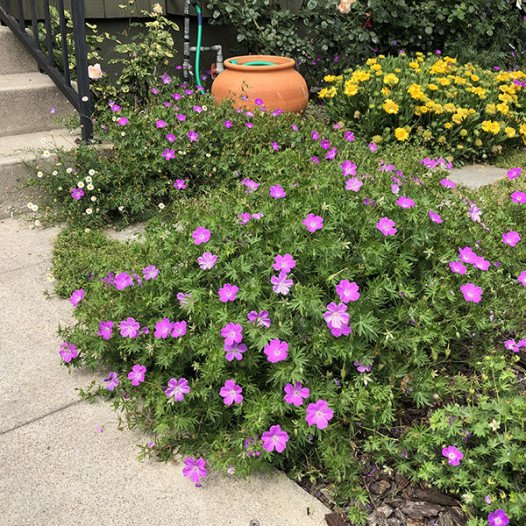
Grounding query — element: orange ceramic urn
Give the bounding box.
[211,55,309,113]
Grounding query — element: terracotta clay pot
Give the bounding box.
[211,55,309,113]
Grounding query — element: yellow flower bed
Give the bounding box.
[319,52,526,160]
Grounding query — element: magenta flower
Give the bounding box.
[173,179,186,190]
[326,147,338,160]
[460,283,483,303]
[336,279,360,303]
[218,283,239,302]
[247,310,271,328]
[284,382,310,406]
[176,113,186,122]
[271,272,293,295]
[156,119,167,128]
[114,272,133,290]
[488,510,509,526]
[220,379,243,406]
[224,120,233,128]
[324,302,349,329]
[440,178,457,189]
[166,133,176,143]
[192,226,211,245]
[340,160,357,177]
[273,254,296,273]
[59,342,78,363]
[305,399,334,429]
[396,196,415,209]
[238,212,251,225]
[221,322,243,346]
[459,247,477,264]
[391,184,400,194]
[162,148,175,160]
[197,252,217,270]
[119,317,141,338]
[442,445,463,466]
[98,320,114,340]
[224,341,247,361]
[376,217,397,236]
[154,317,173,339]
[474,256,490,271]
[511,191,526,203]
[507,167,521,180]
[245,122,253,129]
[142,265,159,281]
[518,270,526,286]
[186,130,199,142]
[264,338,289,363]
[128,364,146,386]
[69,288,84,307]
[177,292,192,307]
[504,339,520,353]
[310,156,320,164]
[345,177,363,192]
[468,203,482,222]
[165,377,190,401]
[330,324,352,338]
[261,425,289,453]
[104,371,119,391]
[429,210,443,224]
[271,141,280,151]
[368,142,378,152]
[502,231,521,247]
[311,130,320,140]
[241,178,260,193]
[354,361,371,373]
[161,72,171,84]
[269,184,286,199]
[182,457,207,486]
[320,139,331,150]
[172,320,187,338]
[303,213,324,233]
[449,261,467,275]
[71,188,84,200]
[117,117,128,126]
[344,131,355,142]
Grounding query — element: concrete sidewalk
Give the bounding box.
[0,218,330,526]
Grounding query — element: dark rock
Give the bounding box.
[399,501,443,519]
[370,480,391,496]
[437,511,453,526]
[325,512,348,526]
[450,507,468,525]
[413,489,459,507]
[377,504,394,518]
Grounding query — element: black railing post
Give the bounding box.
[42,0,54,66]
[71,0,93,142]
[29,0,40,51]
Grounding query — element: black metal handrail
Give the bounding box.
[0,0,93,142]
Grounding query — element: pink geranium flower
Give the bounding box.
[336,279,360,303]
[186,130,199,142]
[173,179,186,190]
[340,160,357,177]
[270,185,286,199]
[429,210,443,224]
[69,289,84,307]
[114,272,133,290]
[172,321,187,338]
[156,119,167,128]
[273,254,296,273]
[271,272,293,295]
[440,178,456,189]
[142,265,159,281]
[460,283,483,303]
[261,425,289,453]
[241,178,260,193]
[511,191,526,203]
[71,188,84,200]
[221,322,243,346]
[197,252,217,270]
[119,317,140,338]
[345,177,363,192]
[502,231,521,247]
[182,457,207,486]
[284,382,310,406]
[224,342,247,361]
[219,379,243,406]
[247,310,271,328]
[264,338,288,363]
[488,510,509,526]
[59,342,78,363]
[128,364,146,386]
[376,217,397,236]
[98,320,114,340]
[449,261,467,275]
[324,302,349,329]
[518,270,526,286]
[331,324,351,338]
[192,226,211,245]
[218,283,239,302]
[507,167,521,180]
[154,317,173,339]
[442,445,463,466]
[303,213,324,233]
[474,256,490,271]
[165,377,190,401]
[458,246,477,264]
[396,196,415,209]
[104,371,119,391]
[305,399,334,429]
[117,117,128,126]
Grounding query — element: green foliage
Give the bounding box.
[53,129,526,521]
[320,53,526,161]
[205,0,526,85]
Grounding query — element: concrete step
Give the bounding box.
[0,72,75,137]
[0,26,40,75]
[0,128,79,219]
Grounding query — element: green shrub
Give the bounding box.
[54,128,525,522]
[319,53,526,161]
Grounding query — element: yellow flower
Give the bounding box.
[485,104,497,115]
[409,61,420,70]
[351,70,371,83]
[444,103,456,113]
[366,58,378,66]
[370,63,382,72]
[324,75,342,83]
[381,87,391,97]
[520,123,526,136]
[445,122,453,129]
[460,129,468,137]
[496,103,510,115]
[344,81,359,97]
[383,99,399,114]
[505,127,517,138]
[318,87,337,99]
[437,77,451,86]
[408,83,426,101]
[383,73,399,85]
[427,83,439,91]
[481,120,501,135]
[475,139,483,147]
[471,75,480,82]
[394,127,410,141]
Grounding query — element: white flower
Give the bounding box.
[85,176,92,183]
[57,187,62,191]
[84,228,91,233]
[66,167,73,173]
[121,132,126,136]
[118,206,125,212]
[87,184,94,191]
[202,105,208,111]
[31,204,39,211]
[86,208,93,215]
[37,171,43,178]
[77,181,85,188]
[27,202,34,209]
[158,203,165,210]
[205,153,211,158]
[34,220,41,227]
[88,64,103,80]
[88,169,96,176]
[91,196,97,202]
[47,273,55,282]
[42,150,50,158]
[152,2,163,14]
[52,170,58,176]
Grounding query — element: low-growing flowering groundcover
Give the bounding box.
[54,113,526,523]
[320,52,526,162]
